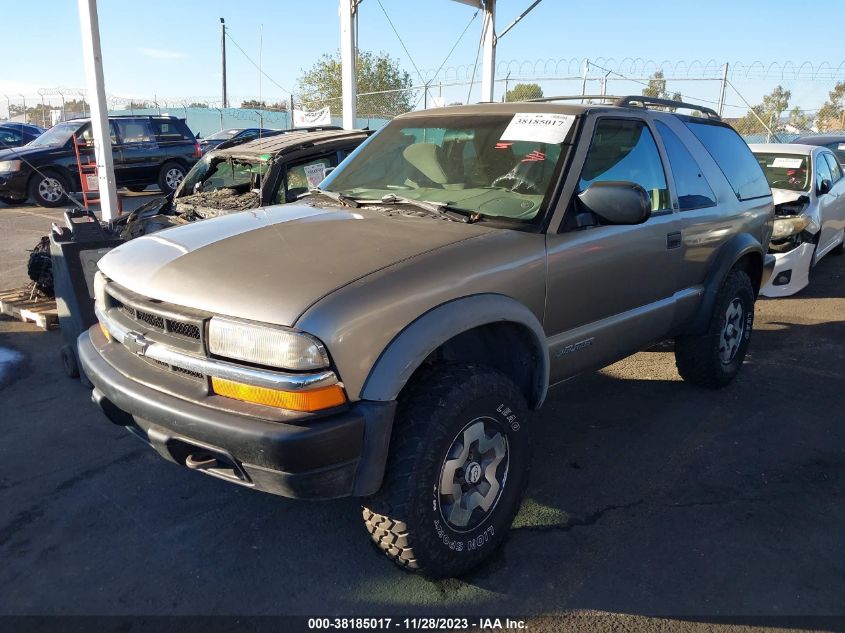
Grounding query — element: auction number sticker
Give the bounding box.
[500,112,575,144]
[770,157,804,169]
[304,162,328,188]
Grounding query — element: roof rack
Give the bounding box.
[525,94,720,120]
[615,96,720,119]
[526,95,621,103]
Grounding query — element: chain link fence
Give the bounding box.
[4,58,844,143]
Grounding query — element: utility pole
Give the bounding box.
[340,0,358,129]
[717,62,729,117]
[480,0,496,102]
[220,18,228,108]
[77,0,119,220]
[18,94,26,123]
[580,59,589,103]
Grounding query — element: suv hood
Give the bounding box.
[0,144,49,160]
[99,202,491,326]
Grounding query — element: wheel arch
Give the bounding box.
[680,233,764,336]
[360,294,549,410]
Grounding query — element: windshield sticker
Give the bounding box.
[770,157,804,169]
[500,113,575,144]
[304,163,327,188]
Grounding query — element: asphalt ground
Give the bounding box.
[1,198,844,632]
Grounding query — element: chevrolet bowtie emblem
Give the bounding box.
[123,331,149,356]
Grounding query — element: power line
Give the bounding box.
[224,28,293,97]
[376,0,425,86]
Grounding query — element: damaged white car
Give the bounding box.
[751,143,845,297]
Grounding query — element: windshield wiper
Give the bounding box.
[308,188,361,208]
[377,194,476,223]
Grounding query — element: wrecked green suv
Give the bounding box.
[79,97,774,578]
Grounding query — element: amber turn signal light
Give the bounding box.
[211,377,346,412]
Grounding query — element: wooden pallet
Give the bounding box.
[0,286,58,330]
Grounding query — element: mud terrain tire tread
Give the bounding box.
[362,362,530,578]
[675,268,754,389]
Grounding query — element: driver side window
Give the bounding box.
[815,153,833,192]
[578,119,669,212]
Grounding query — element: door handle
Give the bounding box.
[667,231,682,250]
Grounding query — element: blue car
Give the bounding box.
[0,122,46,149]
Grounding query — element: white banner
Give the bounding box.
[293,106,332,128]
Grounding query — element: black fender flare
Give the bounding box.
[681,233,765,336]
[360,293,550,409]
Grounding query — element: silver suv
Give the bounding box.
[79,96,775,578]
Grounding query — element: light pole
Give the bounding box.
[18,94,26,123]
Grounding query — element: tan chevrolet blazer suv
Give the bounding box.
[79,96,775,578]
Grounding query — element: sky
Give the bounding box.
[1,0,843,118]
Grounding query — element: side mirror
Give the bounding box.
[577,181,652,225]
[195,132,202,139]
[818,179,832,195]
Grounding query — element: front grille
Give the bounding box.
[166,319,201,340]
[136,309,166,330]
[104,281,211,382]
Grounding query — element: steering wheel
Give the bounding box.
[491,173,543,195]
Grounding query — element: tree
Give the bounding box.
[124,100,152,110]
[817,81,845,131]
[642,70,667,98]
[188,102,208,108]
[240,99,267,110]
[297,50,413,117]
[505,83,543,102]
[735,85,791,136]
[788,106,813,132]
[641,71,682,109]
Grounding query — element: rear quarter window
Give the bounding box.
[152,119,194,143]
[685,122,770,200]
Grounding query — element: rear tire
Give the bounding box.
[29,170,69,208]
[675,269,755,388]
[362,362,531,578]
[60,344,80,379]
[126,185,147,193]
[157,162,186,195]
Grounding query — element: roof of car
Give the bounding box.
[393,96,722,122]
[793,135,845,145]
[212,127,371,159]
[749,143,822,155]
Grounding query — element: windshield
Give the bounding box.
[754,152,811,192]
[180,154,269,195]
[27,121,83,147]
[321,113,575,221]
[205,129,240,141]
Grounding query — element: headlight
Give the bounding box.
[771,215,810,240]
[93,271,107,309]
[0,160,21,173]
[208,317,328,371]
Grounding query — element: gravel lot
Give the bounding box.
[1,199,843,631]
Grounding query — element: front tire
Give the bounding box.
[157,162,186,194]
[675,269,755,388]
[29,171,69,208]
[362,363,530,578]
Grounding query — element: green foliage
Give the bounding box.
[297,50,413,117]
[817,81,845,131]
[505,83,543,102]
[239,99,267,110]
[188,102,209,108]
[124,101,152,110]
[788,106,813,132]
[735,85,791,135]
